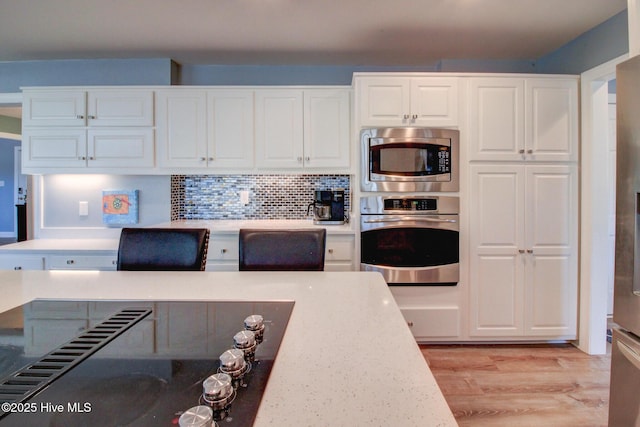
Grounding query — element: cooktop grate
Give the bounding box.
[0,307,152,417]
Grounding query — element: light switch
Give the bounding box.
[79,201,89,216]
[0,181,4,187]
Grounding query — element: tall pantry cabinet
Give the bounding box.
[468,77,579,339]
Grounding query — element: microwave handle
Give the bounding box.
[363,217,457,224]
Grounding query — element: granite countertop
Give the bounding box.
[0,270,457,427]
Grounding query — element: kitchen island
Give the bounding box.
[0,270,456,426]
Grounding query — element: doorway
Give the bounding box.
[0,93,24,243]
[580,54,627,355]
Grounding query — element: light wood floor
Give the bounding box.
[420,343,611,427]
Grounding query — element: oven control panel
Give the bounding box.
[383,198,437,211]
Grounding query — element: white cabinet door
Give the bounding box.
[255,90,304,169]
[411,77,459,126]
[358,76,459,127]
[207,90,254,169]
[524,165,578,337]
[526,79,578,162]
[86,90,154,126]
[88,128,155,168]
[22,128,87,168]
[23,90,86,127]
[469,78,525,161]
[469,164,578,339]
[156,89,208,168]
[358,77,410,126]
[303,89,350,169]
[469,77,578,162]
[469,165,525,336]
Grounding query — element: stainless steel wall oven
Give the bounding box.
[360,196,459,286]
[361,127,459,192]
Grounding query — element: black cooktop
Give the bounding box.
[0,299,294,426]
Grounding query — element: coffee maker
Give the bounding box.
[307,190,345,225]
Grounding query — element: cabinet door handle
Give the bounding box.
[527,149,533,154]
[200,157,207,161]
[76,115,84,119]
[518,249,525,254]
[220,249,227,254]
[305,156,310,162]
[14,266,22,270]
[78,156,86,160]
[412,114,418,120]
[88,115,96,120]
[66,259,75,265]
[88,156,95,160]
[527,249,533,254]
[208,157,214,161]
[407,321,414,327]
[297,157,303,162]
[403,114,410,120]
[327,248,334,254]
[519,149,525,154]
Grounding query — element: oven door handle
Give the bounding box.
[363,217,457,224]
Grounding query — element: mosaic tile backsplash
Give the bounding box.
[171,174,351,220]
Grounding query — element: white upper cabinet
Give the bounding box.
[255,89,304,169]
[156,89,254,170]
[207,90,254,169]
[303,89,351,169]
[22,88,155,172]
[23,89,154,127]
[156,89,208,169]
[469,77,578,162]
[356,76,459,127]
[255,88,350,170]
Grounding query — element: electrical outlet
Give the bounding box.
[240,190,250,205]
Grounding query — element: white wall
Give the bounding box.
[34,175,171,239]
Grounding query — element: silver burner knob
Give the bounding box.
[244,314,265,343]
[234,330,257,363]
[179,405,213,427]
[219,348,246,372]
[203,373,233,401]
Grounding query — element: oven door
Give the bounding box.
[360,215,459,285]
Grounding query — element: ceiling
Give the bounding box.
[0,0,627,66]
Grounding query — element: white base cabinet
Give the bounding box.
[469,164,578,339]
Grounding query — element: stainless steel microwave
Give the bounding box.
[361,127,459,192]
